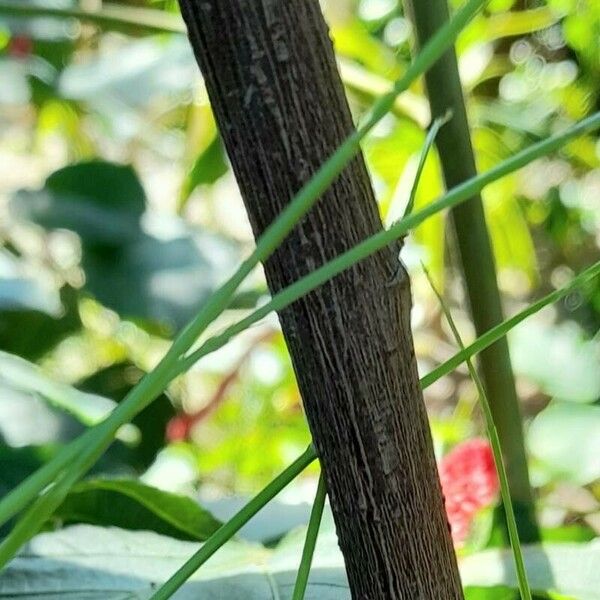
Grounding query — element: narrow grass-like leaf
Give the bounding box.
[150,445,317,600]
[180,112,600,372]
[423,265,532,600]
[402,110,452,220]
[1,111,597,559]
[421,259,600,389]
[292,472,328,600]
[0,0,487,546]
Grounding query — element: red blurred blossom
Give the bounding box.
[166,415,191,442]
[8,35,33,59]
[439,438,499,545]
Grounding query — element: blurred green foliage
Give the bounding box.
[0,1,599,595]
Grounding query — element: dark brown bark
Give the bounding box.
[178,1,463,597]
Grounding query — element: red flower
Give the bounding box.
[8,35,33,59]
[439,438,499,545]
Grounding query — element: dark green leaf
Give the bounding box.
[11,160,146,246]
[55,480,221,541]
[82,230,242,330]
[180,136,229,203]
[0,281,81,361]
[80,363,174,468]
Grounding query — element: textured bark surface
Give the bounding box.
[178,1,463,597]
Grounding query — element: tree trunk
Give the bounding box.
[178,1,464,597]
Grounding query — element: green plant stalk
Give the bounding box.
[406,0,537,541]
[0,0,486,533]
[424,266,532,600]
[292,473,328,600]
[150,446,317,600]
[0,434,85,529]
[0,110,597,557]
[2,256,597,571]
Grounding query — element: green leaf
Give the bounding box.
[180,136,228,203]
[3,525,594,599]
[80,363,175,469]
[11,160,146,246]
[0,254,81,360]
[510,322,600,403]
[0,524,349,599]
[55,480,221,542]
[527,402,600,485]
[460,542,600,600]
[58,35,194,108]
[11,161,248,329]
[0,351,137,444]
[82,228,243,330]
[465,587,572,600]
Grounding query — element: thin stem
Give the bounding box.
[406,0,537,540]
[423,266,532,600]
[150,445,318,600]
[0,434,85,527]
[292,472,328,600]
[0,0,487,541]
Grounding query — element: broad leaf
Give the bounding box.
[0,524,349,599]
[81,230,241,330]
[527,402,600,485]
[3,525,595,599]
[510,321,600,403]
[55,479,221,542]
[180,136,228,203]
[0,351,137,444]
[460,542,600,600]
[59,35,195,108]
[12,161,146,246]
[10,161,250,329]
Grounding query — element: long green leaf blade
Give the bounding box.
[150,446,317,600]
[0,0,487,540]
[423,266,532,600]
[292,472,328,600]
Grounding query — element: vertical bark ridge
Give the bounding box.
[178,1,464,597]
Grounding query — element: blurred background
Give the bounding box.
[0,0,599,552]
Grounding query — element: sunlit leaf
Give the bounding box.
[0,351,137,443]
[527,402,600,485]
[510,322,600,403]
[460,542,600,600]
